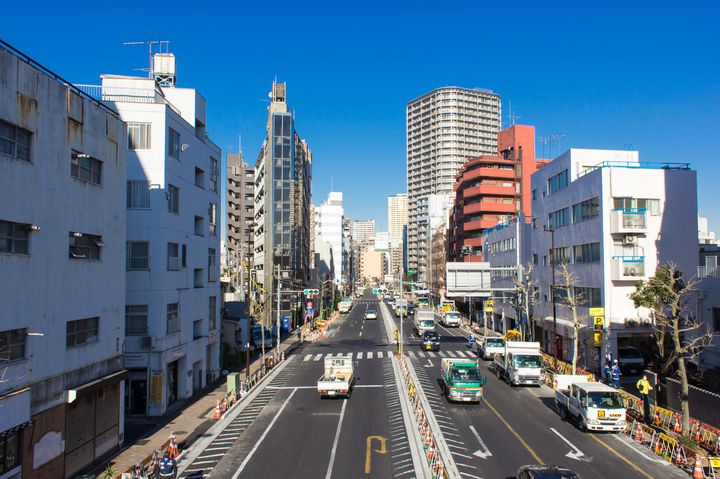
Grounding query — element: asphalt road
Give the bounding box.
[393,306,687,479]
[181,290,416,479]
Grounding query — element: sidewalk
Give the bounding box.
[97,332,302,478]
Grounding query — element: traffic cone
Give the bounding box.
[633,423,644,442]
[693,426,701,444]
[426,441,436,461]
[653,410,660,425]
[693,453,704,479]
[674,417,682,434]
[213,400,222,420]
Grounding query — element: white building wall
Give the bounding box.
[314,192,344,284]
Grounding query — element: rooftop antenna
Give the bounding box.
[331,176,334,192]
[549,134,566,157]
[122,40,170,78]
[506,100,521,127]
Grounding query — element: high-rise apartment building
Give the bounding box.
[227,153,255,297]
[80,55,223,418]
[352,219,375,243]
[253,82,312,328]
[388,193,408,238]
[407,86,501,280]
[1,43,127,477]
[314,192,345,285]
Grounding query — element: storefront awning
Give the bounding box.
[65,369,128,403]
[0,387,31,433]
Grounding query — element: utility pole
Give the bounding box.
[276,263,281,358]
[544,225,557,362]
[399,270,404,356]
[245,223,254,382]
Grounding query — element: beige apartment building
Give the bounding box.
[388,193,408,238]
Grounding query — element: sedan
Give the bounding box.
[516,465,581,479]
[365,309,378,320]
[407,306,416,317]
[420,331,440,351]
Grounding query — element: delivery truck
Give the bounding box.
[441,358,486,403]
[317,356,355,398]
[554,375,627,432]
[493,341,544,386]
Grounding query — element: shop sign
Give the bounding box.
[149,370,164,405]
[124,353,148,368]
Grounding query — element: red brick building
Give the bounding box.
[448,125,547,261]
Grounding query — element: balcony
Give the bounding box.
[610,208,647,234]
[462,184,516,199]
[698,265,720,279]
[611,256,646,281]
[463,202,516,216]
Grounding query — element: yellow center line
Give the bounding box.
[587,434,654,479]
[484,398,544,465]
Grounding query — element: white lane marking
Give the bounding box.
[325,399,348,479]
[314,354,323,361]
[610,433,671,465]
[267,385,383,389]
[358,352,364,359]
[377,351,384,358]
[359,331,363,337]
[427,351,437,358]
[424,359,433,368]
[304,354,312,361]
[368,351,374,359]
[468,425,492,459]
[231,388,298,478]
[549,427,593,462]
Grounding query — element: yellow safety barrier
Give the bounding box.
[708,456,720,478]
[653,432,680,462]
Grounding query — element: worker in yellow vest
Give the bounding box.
[636,375,653,425]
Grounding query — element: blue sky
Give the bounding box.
[4,1,719,233]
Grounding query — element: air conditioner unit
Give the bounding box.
[626,267,639,276]
[141,336,156,349]
[623,235,638,245]
[625,318,639,327]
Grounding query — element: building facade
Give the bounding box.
[530,149,697,372]
[388,193,408,238]
[0,43,127,478]
[314,192,344,285]
[79,58,223,417]
[448,125,546,262]
[407,86,501,281]
[253,82,312,328]
[226,152,255,297]
[351,219,375,244]
[697,244,720,372]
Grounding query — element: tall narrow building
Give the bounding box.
[406,87,501,281]
[314,192,345,285]
[388,193,408,238]
[253,82,312,329]
[227,152,255,296]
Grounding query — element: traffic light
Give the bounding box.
[372,288,378,294]
[304,289,319,295]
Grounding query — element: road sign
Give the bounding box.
[589,307,605,317]
[593,316,604,331]
[593,331,602,347]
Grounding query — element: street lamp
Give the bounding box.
[544,225,558,363]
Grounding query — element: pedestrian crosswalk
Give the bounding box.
[301,349,477,362]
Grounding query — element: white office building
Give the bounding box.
[80,56,222,417]
[314,192,345,285]
[1,43,127,477]
[416,193,453,286]
[352,219,375,243]
[530,149,697,373]
[407,86,501,280]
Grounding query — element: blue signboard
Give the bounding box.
[282,316,290,332]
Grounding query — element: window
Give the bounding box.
[126,241,149,270]
[0,119,31,162]
[195,167,205,188]
[0,220,30,255]
[574,243,601,263]
[613,241,643,257]
[0,328,27,362]
[550,246,571,264]
[168,128,180,159]
[125,305,148,336]
[0,428,21,473]
[127,181,151,209]
[167,303,179,334]
[194,268,204,288]
[66,317,99,348]
[209,296,217,330]
[209,203,217,237]
[547,170,568,194]
[127,123,151,149]
[69,232,102,260]
[167,242,180,271]
[531,189,537,200]
[532,253,538,265]
[575,287,602,308]
[194,216,204,236]
[548,207,570,228]
[613,197,661,216]
[572,197,599,223]
[210,157,219,192]
[713,308,720,333]
[208,248,217,281]
[193,320,203,340]
[167,184,179,213]
[181,244,187,268]
[71,150,102,185]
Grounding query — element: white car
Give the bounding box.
[365,309,378,320]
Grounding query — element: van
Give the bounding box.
[617,346,646,376]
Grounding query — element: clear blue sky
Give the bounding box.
[4,1,719,233]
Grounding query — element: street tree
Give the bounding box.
[514,261,539,341]
[629,262,714,436]
[556,262,588,375]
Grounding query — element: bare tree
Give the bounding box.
[629,262,714,436]
[513,261,539,341]
[556,262,588,375]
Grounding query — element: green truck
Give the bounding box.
[441,358,487,403]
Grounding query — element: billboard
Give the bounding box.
[445,262,492,298]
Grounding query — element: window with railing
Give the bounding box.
[614,208,647,229]
[69,232,103,260]
[0,118,31,162]
[126,241,149,270]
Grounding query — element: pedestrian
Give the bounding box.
[604,354,612,383]
[158,450,177,478]
[636,375,653,424]
[611,360,621,389]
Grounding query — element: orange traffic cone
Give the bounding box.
[653,410,660,425]
[693,426,701,444]
[693,453,704,479]
[633,423,644,442]
[674,417,682,434]
[213,400,222,420]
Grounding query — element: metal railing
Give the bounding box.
[75,84,182,116]
[699,265,720,279]
[578,160,691,178]
[127,256,150,270]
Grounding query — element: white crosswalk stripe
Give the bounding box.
[304,354,312,361]
[297,350,474,362]
[357,352,364,359]
[367,351,374,359]
[313,354,322,361]
[377,351,384,358]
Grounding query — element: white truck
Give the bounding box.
[554,375,627,432]
[338,300,352,314]
[493,341,544,386]
[441,310,461,327]
[476,336,506,360]
[414,310,436,335]
[317,356,355,398]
